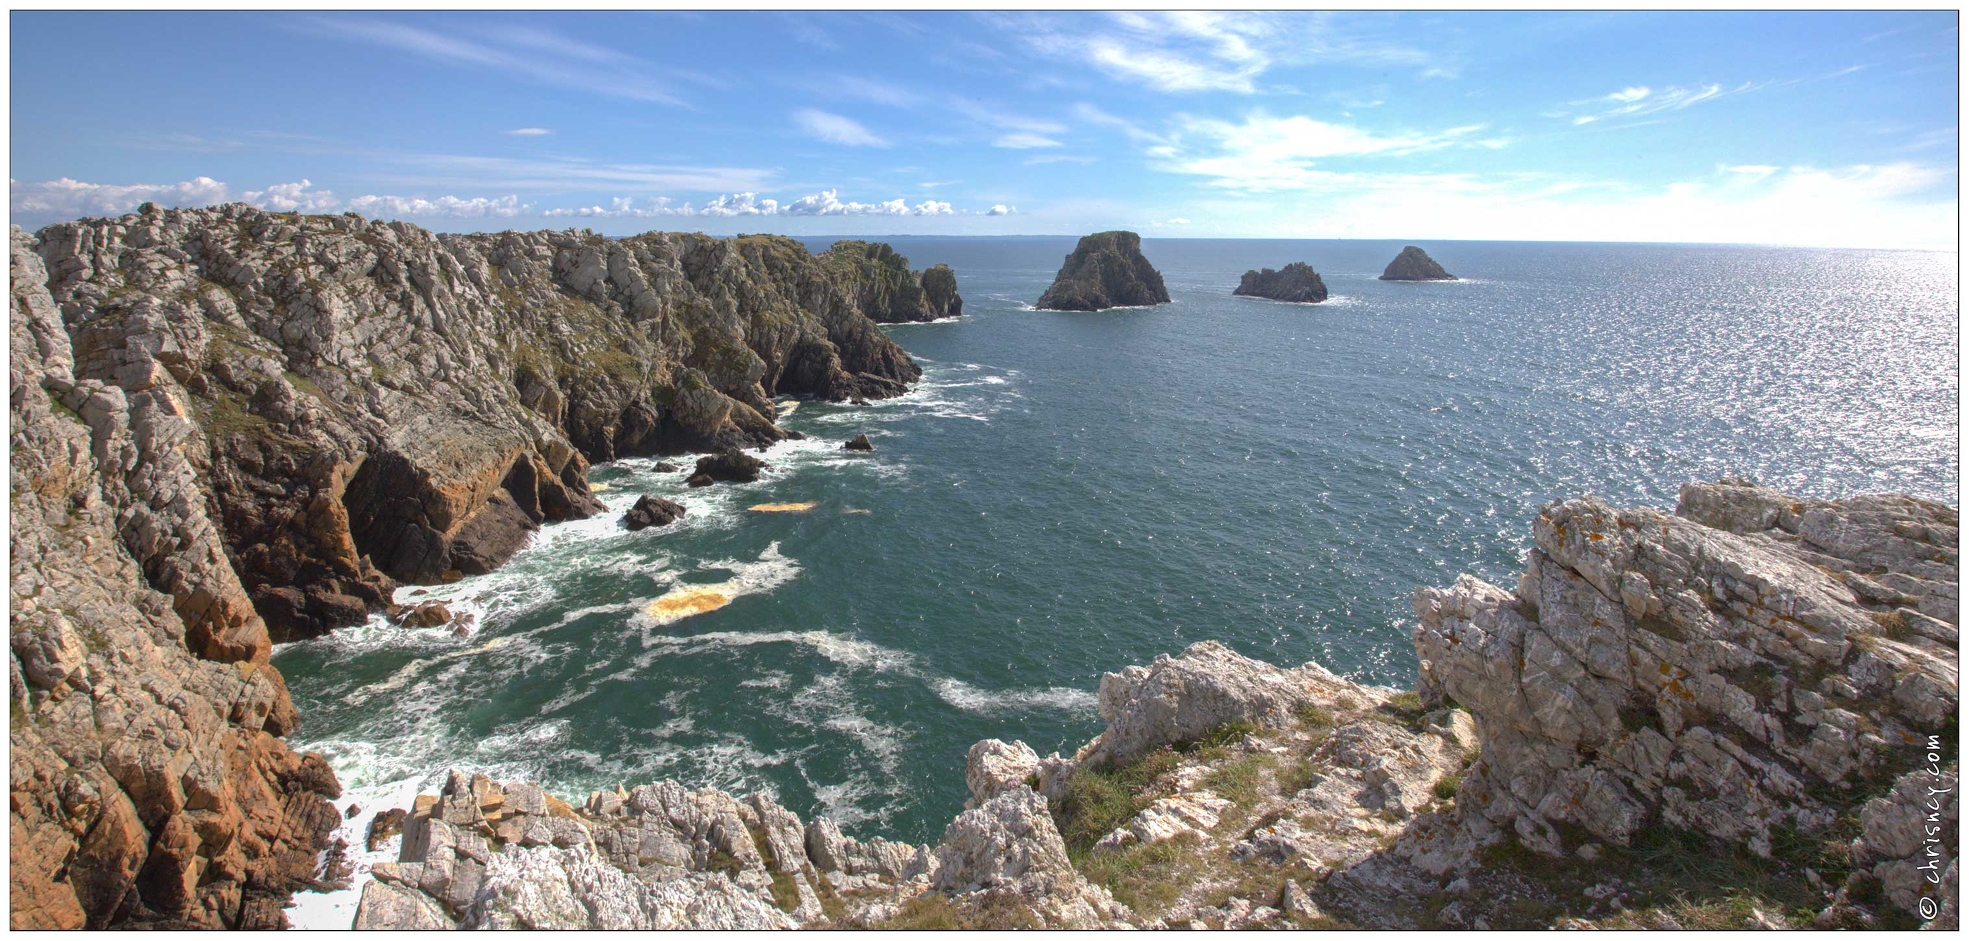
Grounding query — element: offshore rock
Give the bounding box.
[622,495,686,531]
[690,449,766,485]
[818,240,962,323]
[1379,245,1456,281]
[1035,231,1170,311]
[843,433,874,452]
[1233,262,1329,303]
[1413,477,1957,859]
[20,206,920,639]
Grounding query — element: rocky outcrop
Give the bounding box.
[843,433,874,452]
[1379,245,1455,281]
[16,206,921,639]
[1414,477,1956,860]
[818,240,962,323]
[348,766,1128,930]
[10,229,342,928]
[1233,263,1328,303]
[622,495,686,531]
[1035,231,1170,311]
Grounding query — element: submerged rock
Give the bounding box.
[1379,245,1456,281]
[1234,262,1329,303]
[844,433,874,452]
[1035,231,1170,311]
[623,494,687,530]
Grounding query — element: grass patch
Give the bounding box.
[1204,752,1276,809]
[1058,747,1181,853]
[1296,703,1336,730]
[1432,772,1462,801]
[1076,834,1197,918]
[875,891,1041,930]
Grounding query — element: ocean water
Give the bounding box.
[274,237,1956,924]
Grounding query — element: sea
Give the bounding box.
[275,237,1957,925]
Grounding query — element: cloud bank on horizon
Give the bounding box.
[9,11,1958,249]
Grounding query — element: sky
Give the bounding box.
[8,10,1960,248]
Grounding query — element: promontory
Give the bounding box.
[819,239,961,322]
[1035,231,1170,311]
[1233,262,1329,303]
[1379,245,1456,281]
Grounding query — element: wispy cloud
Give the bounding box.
[505,127,553,136]
[1025,154,1097,166]
[1558,83,1749,125]
[1004,11,1435,95]
[993,132,1061,149]
[793,109,889,147]
[304,16,686,106]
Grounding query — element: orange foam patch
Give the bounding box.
[644,586,733,623]
[748,502,819,513]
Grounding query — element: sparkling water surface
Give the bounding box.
[274,238,1955,921]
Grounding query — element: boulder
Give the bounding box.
[1035,231,1170,311]
[622,495,687,531]
[1234,262,1329,303]
[1378,245,1455,281]
[394,602,452,628]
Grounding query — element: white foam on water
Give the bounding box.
[933,678,1099,714]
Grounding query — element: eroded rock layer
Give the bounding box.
[818,240,962,322]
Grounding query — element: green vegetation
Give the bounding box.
[874,891,1041,930]
[1432,772,1463,801]
[1058,747,1182,853]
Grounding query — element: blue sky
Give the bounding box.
[9,11,1959,248]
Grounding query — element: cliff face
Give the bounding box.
[1233,263,1328,303]
[1035,231,1170,311]
[21,205,922,640]
[818,241,962,323]
[1414,480,1957,918]
[10,234,343,928]
[1379,246,1455,281]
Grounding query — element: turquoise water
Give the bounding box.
[275,238,1957,861]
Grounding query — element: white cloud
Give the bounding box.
[11,176,231,216]
[243,179,340,212]
[505,127,553,136]
[793,109,889,147]
[993,132,1062,149]
[985,205,1017,216]
[345,193,531,218]
[1149,111,1491,192]
[1608,86,1651,103]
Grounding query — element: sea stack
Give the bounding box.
[818,240,962,322]
[1035,230,1170,311]
[1379,245,1456,281]
[1233,262,1328,303]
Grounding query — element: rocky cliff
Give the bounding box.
[1379,245,1455,281]
[817,240,962,322]
[343,480,1958,930]
[8,205,932,928]
[1233,263,1329,303]
[17,205,922,640]
[1035,231,1170,311]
